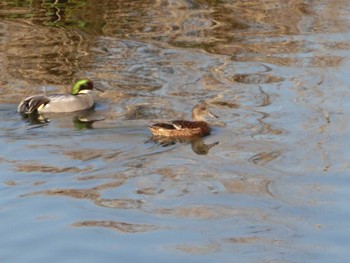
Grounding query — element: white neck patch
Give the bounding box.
[78,90,92,94]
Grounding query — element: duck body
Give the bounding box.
[17,79,100,114]
[148,101,217,138]
[149,120,210,137]
[18,93,94,114]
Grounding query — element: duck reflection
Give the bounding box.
[150,135,219,155]
[72,115,105,130]
[20,108,105,130]
[20,111,50,127]
[191,137,219,155]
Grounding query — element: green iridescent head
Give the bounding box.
[70,79,94,95]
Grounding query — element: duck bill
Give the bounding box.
[94,85,105,92]
[208,110,218,119]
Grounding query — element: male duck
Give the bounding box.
[148,101,218,137]
[17,79,102,114]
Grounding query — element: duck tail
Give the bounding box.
[17,95,50,114]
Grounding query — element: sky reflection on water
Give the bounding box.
[1,1,350,262]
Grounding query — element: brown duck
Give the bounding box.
[148,101,218,137]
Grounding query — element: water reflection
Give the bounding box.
[149,135,219,155]
[2,0,341,93]
[72,114,105,130]
[19,111,50,127]
[19,108,105,130]
[1,0,350,262]
[72,220,158,233]
[249,151,282,166]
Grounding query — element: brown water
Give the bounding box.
[1,0,350,262]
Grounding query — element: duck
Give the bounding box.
[148,101,218,137]
[17,79,102,114]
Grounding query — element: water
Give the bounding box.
[1,0,350,262]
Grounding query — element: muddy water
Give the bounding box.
[1,0,350,262]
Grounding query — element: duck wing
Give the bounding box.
[171,120,198,129]
[149,122,177,130]
[17,95,51,114]
[150,120,200,130]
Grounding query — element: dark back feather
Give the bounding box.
[171,120,208,129]
[151,123,177,129]
[18,95,50,114]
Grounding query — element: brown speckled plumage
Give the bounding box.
[148,101,217,138]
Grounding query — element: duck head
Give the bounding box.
[192,101,218,121]
[70,79,103,95]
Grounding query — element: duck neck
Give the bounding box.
[192,113,203,121]
[72,90,91,95]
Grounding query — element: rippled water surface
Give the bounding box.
[1,1,350,262]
